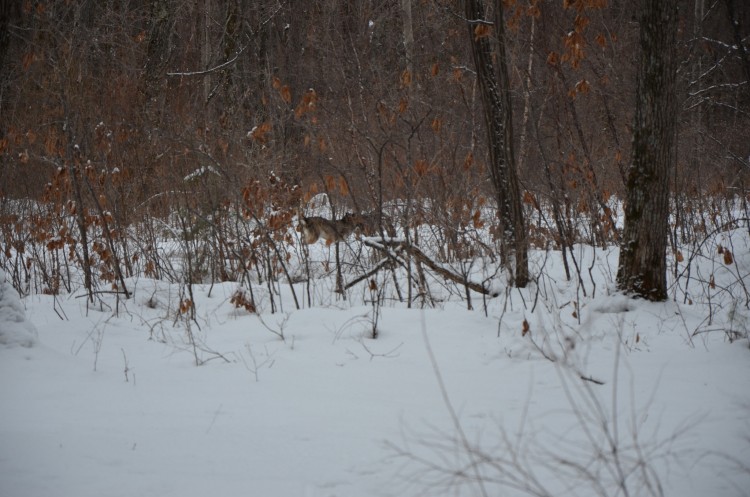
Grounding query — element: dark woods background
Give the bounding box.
[2,1,748,205]
[0,0,748,298]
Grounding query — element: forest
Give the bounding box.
[1,0,748,304]
[2,2,750,496]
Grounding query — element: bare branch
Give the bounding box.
[166,45,246,77]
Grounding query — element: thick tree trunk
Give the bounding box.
[725,0,750,90]
[400,0,415,79]
[0,0,18,74]
[465,0,528,287]
[221,0,240,97]
[617,0,679,301]
[143,0,172,106]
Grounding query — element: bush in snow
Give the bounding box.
[0,268,37,348]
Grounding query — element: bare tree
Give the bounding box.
[725,0,750,88]
[617,0,679,301]
[464,0,529,287]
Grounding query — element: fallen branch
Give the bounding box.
[352,238,496,297]
[405,243,496,297]
[580,374,605,385]
[344,257,393,291]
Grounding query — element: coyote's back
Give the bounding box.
[298,214,354,244]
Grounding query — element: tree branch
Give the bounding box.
[166,45,246,77]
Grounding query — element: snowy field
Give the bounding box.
[1,228,750,497]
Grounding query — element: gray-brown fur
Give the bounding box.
[298,214,355,245]
[299,211,393,244]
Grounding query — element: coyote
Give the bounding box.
[298,210,394,244]
[342,212,395,238]
[298,213,355,244]
[341,212,377,236]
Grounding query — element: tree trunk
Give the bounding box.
[68,145,94,304]
[465,0,528,287]
[725,0,750,91]
[399,0,415,79]
[202,0,211,105]
[143,0,172,106]
[0,1,18,74]
[221,0,240,97]
[616,0,679,301]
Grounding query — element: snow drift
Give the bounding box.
[0,268,37,348]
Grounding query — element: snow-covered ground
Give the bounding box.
[1,232,749,497]
[0,268,37,348]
